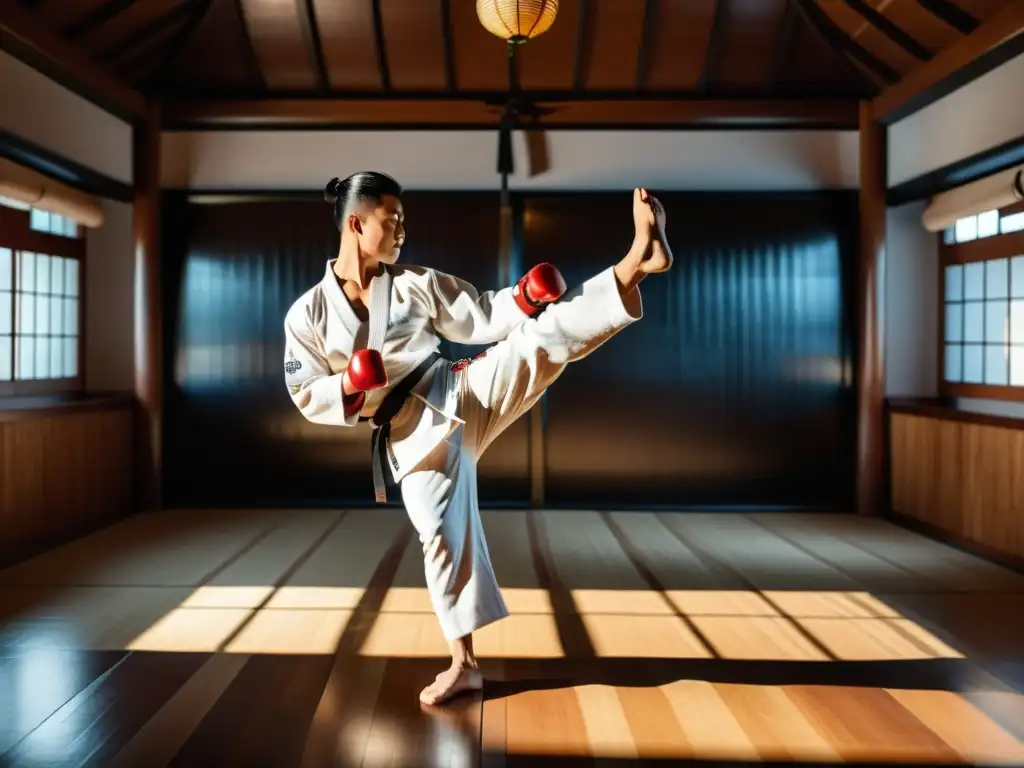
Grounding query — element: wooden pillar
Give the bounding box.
[856,100,886,516]
[133,100,162,512]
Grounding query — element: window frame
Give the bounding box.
[0,204,85,397]
[938,201,1024,402]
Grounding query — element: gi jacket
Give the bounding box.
[283,258,530,484]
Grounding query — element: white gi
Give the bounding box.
[284,259,642,640]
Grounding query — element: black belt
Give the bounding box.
[360,351,441,503]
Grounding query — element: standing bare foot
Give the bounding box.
[419,661,483,706]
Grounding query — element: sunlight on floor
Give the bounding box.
[0,584,966,660]
[494,680,1024,764]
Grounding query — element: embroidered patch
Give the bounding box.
[284,359,302,375]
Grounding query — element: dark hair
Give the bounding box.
[324,171,403,231]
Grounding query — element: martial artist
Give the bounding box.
[283,171,672,705]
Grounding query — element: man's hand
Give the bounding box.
[343,348,388,395]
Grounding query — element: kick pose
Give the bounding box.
[283,172,672,705]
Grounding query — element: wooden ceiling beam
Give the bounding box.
[160,97,859,130]
[440,0,455,91]
[915,0,978,36]
[634,0,655,92]
[231,0,265,92]
[793,0,897,88]
[842,0,932,62]
[370,0,390,91]
[64,0,140,41]
[97,0,204,68]
[572,0,590,93]
[768,0,798,95]
[0,0,146,119]
[698,0,731,95]
[298,0,328,93]
[872,2,1024,124]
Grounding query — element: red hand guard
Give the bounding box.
[512,263,567,317]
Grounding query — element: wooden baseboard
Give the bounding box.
[886,508,1024,576]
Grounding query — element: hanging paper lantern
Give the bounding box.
[476,0,559,44]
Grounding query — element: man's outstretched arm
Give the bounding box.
[425,264,566,345]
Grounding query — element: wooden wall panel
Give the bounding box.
[889,412,1024,564]
[0,403,134,566]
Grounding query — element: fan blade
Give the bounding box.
[524,128,550,179]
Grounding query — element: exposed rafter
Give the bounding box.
[768,0,798,95]
[439,0,455,91]
[144,0,217,89]
[230,0,265,92]
[370,0,390,91]
[916,0,979,36]
[0,0,146,118]
[97,0,206,69]
[572,0,590,93]
[873,2,1024,123]
[64,0,140,41]
[634,0,656,92]
[297,0,328,93]
[842,0,933,62]
[698,0,730,95]
[792,0,889,94]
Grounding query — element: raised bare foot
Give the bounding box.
[632,187,673,274]
[419,662,483,706]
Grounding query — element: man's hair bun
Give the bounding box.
[324,177,344,203]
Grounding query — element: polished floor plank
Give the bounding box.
[658,513,860,593]
[362,658,480,767]
[167,654,336,767]
[605,511,749,592]
[300,654,389,767]
[108,653,250,768]
[886,687,1024,764]
[874,592,1024,661]
[0,652,207,768]
[0,649,126,755]
[527,511,598,659]
[0,586,189,650]
[195,510,342,596]
[743,513,949,594]
[266,510,408,611]
[764,513,1024,593]
[0,509,283,587]
[782,684,962,764]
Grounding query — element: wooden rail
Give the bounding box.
[0,394,135,566]
[888,397,1024,571]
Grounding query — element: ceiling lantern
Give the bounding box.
[476,0,559,44]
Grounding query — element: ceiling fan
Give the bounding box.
[476,1,562,199]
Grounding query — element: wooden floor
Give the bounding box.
[1,510,1023,766]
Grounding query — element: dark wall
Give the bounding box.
[161,190,857,510]
[522,192,857,508]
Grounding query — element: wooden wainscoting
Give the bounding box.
[889,399,1024,569]
[0,394,135,566]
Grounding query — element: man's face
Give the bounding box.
[350,194,405,263]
